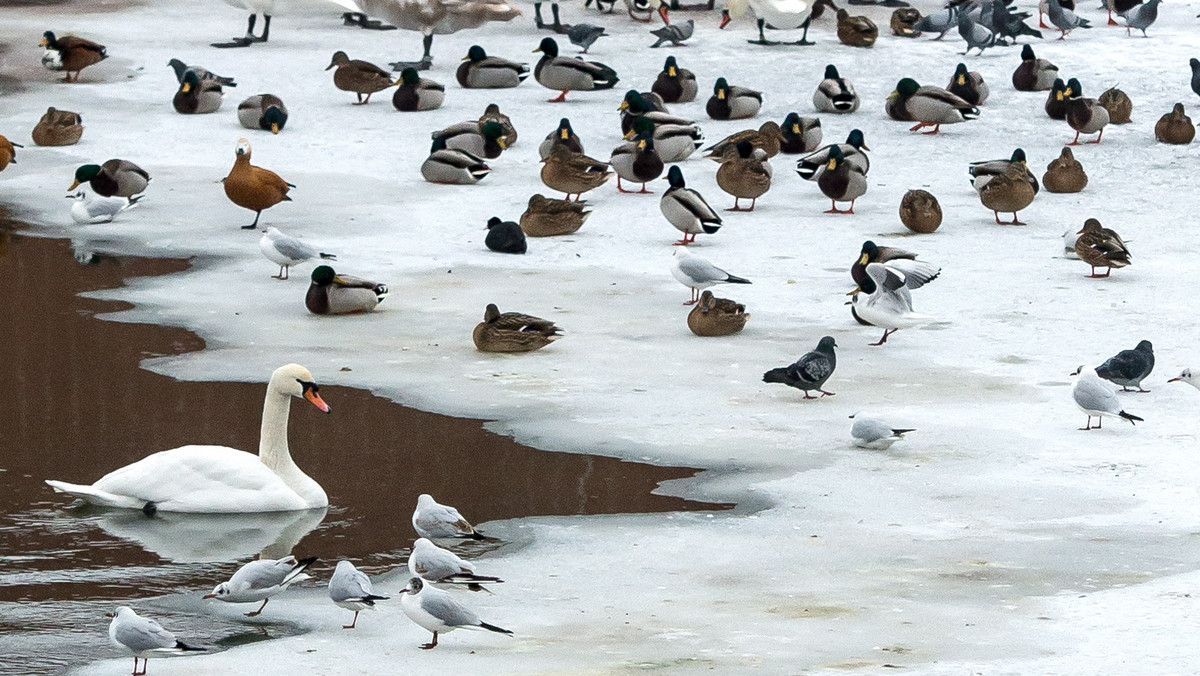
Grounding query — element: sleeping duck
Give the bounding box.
[473,304,562,353]
[456,45,529,88]
[238,94,288,133]
[706,78,762,120]
[421,137,491,184]
[306,265,388,315]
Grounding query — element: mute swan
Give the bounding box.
[720,0,813,45]
[45,364,331,513]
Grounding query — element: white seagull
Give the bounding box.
[409,537,504,591]
[849,261,938,346]
[1169,369,1200,390]
[328,560,389,629]
[204,555,317,616]
[107,606,205,676]
[259,227,336,280]
[413,494,488,540]
[399,577,513,649]
[848,413,915,450]
[670,247,751,305]
[1070,366,1143,430]
[69,191,142,224]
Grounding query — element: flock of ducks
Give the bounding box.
[7,0,1200,671]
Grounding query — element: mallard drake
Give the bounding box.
[1045,78,1069,120]
[706,78,762,120]
[432,121,508,159]
[326,51,396,105]
[173,71,224,114]
[688,291,749,337]
[779,113,822,154]
[31,107,82,146]
[69,159,149,198]
[1155,103,1194,145]
[1075,218,1130,277]
[1012,45,1057,91]
[618,90,684,134]
[947,63,988,107]
[891,7,922,36]
[1098,86,1132,124]
[1042,146,1087,192]
[479,103,516,146]
[886,77,979,134]
[533,37,619,103]
[796,129,869,180]
[473,304,562,353]
[610,133,664,193]
[538,118,584,160]
[168,58,236,87]
[421,137,491,184]
[1064,78,1109,145]
[223,138,293,229]
[455,45,529,88]
[651,56,697,103]
[337,0,522,70]
[977,160,1036,225]
[704,121,783,160]
[718,0,815,46]
[39,31,106,82]
[836,9,878,47]
[716,141,772,211]
[392,68,445,111]
[0,136,21,172]
[661,165,721,245]
[306,265,388,315]
[520,193,590,236]
[969,148,1039,194]
[541,144,612,200]
[818,145,867,214]
[484,217,526,254]
[899,190,942,233]
[626,116,701,164]
[813,64,859,113]
[238,94,288,133]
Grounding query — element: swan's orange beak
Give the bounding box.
[719,9,731,28]
[305,389,331,413]
[658,4,670,23]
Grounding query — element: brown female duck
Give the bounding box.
[520,194,590,237]
[687,291,750,337]
[326,51,396,104]
[1154,103,1194,145]
[31,107,83,146]
[473,304,562,353]
[541,144,612,201]
[1042,147,1087,192]
[1075,218,1131,278]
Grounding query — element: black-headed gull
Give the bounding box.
[399,577,512,649]
[670,247,751,305]
[413,494,489,540]
[204,555,317,616]
[259,227,336,280]
[849,261,938,346]
[1070,366,1143,430]
[328,560,389,629]
[107,606,204,675]
[409,537,504,591]
[1169,369,1200,389]
[849,413,915,450]
[69,190,142,224]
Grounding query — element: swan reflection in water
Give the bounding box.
[82,506,328,563]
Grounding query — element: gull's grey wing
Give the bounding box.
[270,234,318,261]
[421,590,481,627]
[330,566,373,602]
[116,616,176,653]
[678,257,731,284]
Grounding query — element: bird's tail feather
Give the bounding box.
[478,621,513,635]
[43,480,143,509]
[319,252,337,260]
[1119,411,1143,424]
[725,274,751,284]
[762,367,791,384]
[174,641,206,652]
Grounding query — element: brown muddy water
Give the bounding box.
[0,223,725,674]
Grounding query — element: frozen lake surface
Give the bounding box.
[2,0,1200,672]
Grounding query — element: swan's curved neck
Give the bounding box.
[258,388,326,507]
[259,388,294,472]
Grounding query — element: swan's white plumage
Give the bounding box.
[45,364,328,513]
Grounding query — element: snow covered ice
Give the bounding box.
[4,0,1200,672]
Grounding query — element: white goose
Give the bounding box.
[45,364,331,513]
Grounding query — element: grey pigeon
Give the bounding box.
[991,0,1042,41]
[1046,0,1091,38]
[1095,340,1154,392]
[651,19,694,48]
[914,6,958,39]
[567,23,607,53]
[957,7,998,54]
[1192,58,1200,98]
[762,336,838,399]
[1118,0,1160,36]
[167,58,236,87]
